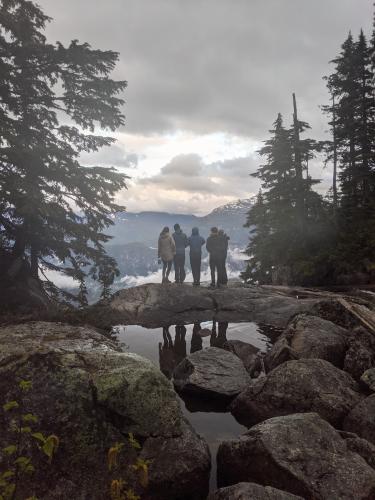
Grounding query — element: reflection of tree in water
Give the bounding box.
[190,322,203,353]
[210,320,228,348]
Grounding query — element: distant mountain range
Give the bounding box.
[60,199,253,299]
[107,198,254,248]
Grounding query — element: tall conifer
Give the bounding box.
[0,0,128,301]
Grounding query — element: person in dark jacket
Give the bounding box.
[218,229,230,286]
[206,227,223,287]
[172,223,188,284]
[187,227,205,286]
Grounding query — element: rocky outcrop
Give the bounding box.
[223,340,260,376]
[0,322,210,500]
[97,284,320,328]
[173,347,251,400]
[217,413,375,499]
[266,314,348,370]
[344,394,375,446]
[208,482,304,500]
[344,326,375,380]
[230,358,362,427]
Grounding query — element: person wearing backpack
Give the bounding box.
[172,223,188,284]
[187,227,205,286]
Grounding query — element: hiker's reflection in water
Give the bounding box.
[159,324,187,379]
[190,322,203,353]
[159,321,229,377]
[210,320,228,348]
[158,326,174,379]
[174,324,187,366]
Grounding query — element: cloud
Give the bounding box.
[40,0,373,138]
[120,153,261,214]
[80,144,140,169]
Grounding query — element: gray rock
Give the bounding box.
[230,359,362,427]
[361,367,375,392]
[223,339,260,376]
[100,283,319,328]
[344,436,375,470]
[344,327,375,381]
[0,322,210,500]
[173,347,251,399]
[344,394,375,446]
[217,413,375,499]
[266,314,348,370]
[208,482,303,500]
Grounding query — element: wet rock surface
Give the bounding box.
[230,358,362,427]
[0,322,210,500]
[208,482,304,500]
[344,394,375,446]
[266,314,348,370]
[173,347,251,400]
[217,413,375,500]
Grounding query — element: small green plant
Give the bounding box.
[0,380,59,500]
[108,433,151,500]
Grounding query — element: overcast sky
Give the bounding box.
[39,0,373,215]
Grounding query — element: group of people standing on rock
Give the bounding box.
[158,224,230,287]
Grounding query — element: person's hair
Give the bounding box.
[218,229,224,235]
[161,226,169,235]
[211,227,218,233]
[174,223,180,231]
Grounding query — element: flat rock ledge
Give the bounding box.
[217,412,375,500]
[0,322,210,500]
[93,283,328,328]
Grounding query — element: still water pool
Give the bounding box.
[113,321,272,490]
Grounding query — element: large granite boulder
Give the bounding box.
[208,482,303,500]
[96,284,319,328]
[230,358,362,427]
[0,322,210,500]
[217,413,375,499]
[173,347,251,401]
[344,394,375,446]
[266,314,348,370]
[223,340,260,376]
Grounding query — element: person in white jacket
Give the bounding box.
[158,227,176,283]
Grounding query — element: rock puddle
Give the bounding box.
[113,320,274,490]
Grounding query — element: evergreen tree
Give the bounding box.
[326,30,375,274]
[242,107,326,285]
[0,0,128,301]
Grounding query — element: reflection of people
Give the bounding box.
[210,320,228,348]
[187,227,205,286]
[172,224,188,284]
[158,326,174,379]
[158,227,176,284]
[218,230,230,286]
[174,325,187,366]
[190,322,203,353]
[206,227,223,287]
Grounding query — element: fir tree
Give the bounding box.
[0,0,128,301]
